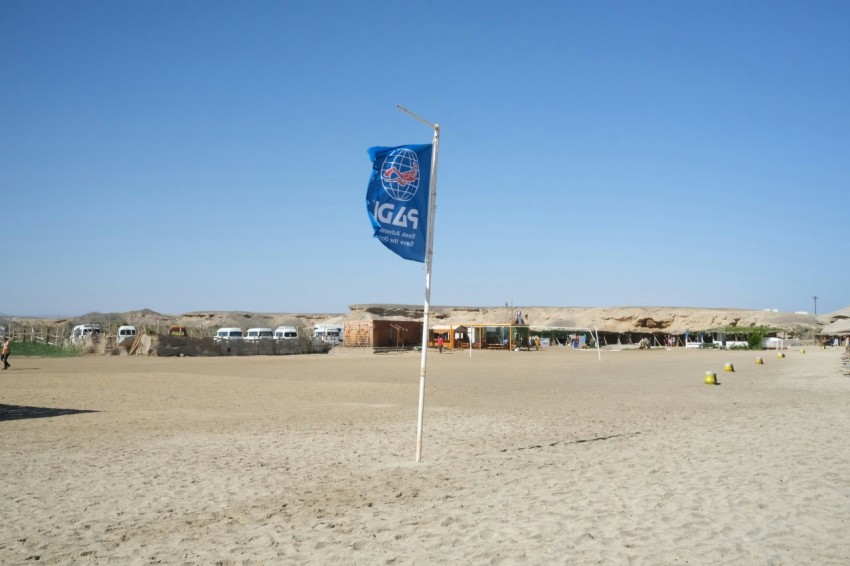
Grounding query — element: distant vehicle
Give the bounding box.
[70,324,102,341]
[313,325,343,344]
[245,327,274,341]
[214,327,243,342]
[274,326,298,340]
[169,325,188,337]
[117,325,137,344]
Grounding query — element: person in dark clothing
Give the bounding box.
[1,337,10,370]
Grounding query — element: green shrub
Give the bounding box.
[746,327,769,350]
[8,341,80,358]
[716,325,777,350]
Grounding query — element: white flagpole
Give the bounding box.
[595,326,601,361]
[397,105,439,463]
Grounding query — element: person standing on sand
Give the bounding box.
[1,336,10,370]
[436,335,444,353]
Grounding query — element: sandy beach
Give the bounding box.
[1,346,849,564]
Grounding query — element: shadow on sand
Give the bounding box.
[0,404,98,422]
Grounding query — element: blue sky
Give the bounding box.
[1,1,847,316]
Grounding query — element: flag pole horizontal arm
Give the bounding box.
[397,105,436,130]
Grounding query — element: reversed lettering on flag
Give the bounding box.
[366,143,432,262]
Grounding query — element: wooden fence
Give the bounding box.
[1,325,71,347]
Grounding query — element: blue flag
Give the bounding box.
[366,143,432,263]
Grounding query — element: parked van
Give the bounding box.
[274,326,298,339]
[314,325,343,344]
[245,327,273,341]
[70,324,102,341]
[214,327,243,342]
[117,325,137,344]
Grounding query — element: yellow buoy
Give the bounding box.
[705,371,717,385]
[723,363,735,372]
[755,357,764,365]
[778,352,785,359]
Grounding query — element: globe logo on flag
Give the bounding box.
[380,148,420,202]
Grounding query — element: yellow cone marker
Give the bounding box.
[778,352,785,359]
[800,349,806,354]
[724,363,735,372]
[705,371,717,385]
[755,357,764,365]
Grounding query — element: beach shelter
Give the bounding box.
[428,325,472,350]
[458,323,530,350]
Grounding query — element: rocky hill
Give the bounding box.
[2,304,836,338]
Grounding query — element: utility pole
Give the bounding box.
[813,296,818,315]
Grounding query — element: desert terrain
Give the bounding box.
[1,345,849,564]
[1,303,839,340]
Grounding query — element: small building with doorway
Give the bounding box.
[343,319,423,349]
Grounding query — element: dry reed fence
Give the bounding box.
[0,324,71,347]
[0,323,150,354]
